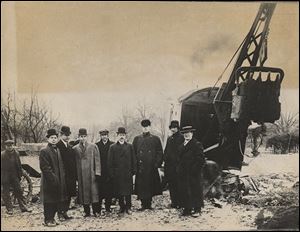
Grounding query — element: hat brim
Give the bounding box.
[61,131,71,136]
[180,129,196,133]
[169,125,179,129]
[4,142,14,145]
[46,133,58,138]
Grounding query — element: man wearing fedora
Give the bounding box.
[133,119,163,210]
[57,126,77,221]
[163,120,184,209]
[107,127,137,215]
[177,126,205,217]
[95,129,114,214]
[1,139,31,215]
[73,128,101,217]
[40,129,67,227]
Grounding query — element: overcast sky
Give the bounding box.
[1,2,299,127]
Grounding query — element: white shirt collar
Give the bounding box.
[184,139,191,146]
[61,139,68,147]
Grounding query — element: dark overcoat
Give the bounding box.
[39,144,67,203]
[177,138,205,209]
[163,131,184,182]
[107,142,137,196]
[1,149,23,184]
[132,133,163,199]
[73,142,101,204]
[57,140,77,197]
[95,140,114,197]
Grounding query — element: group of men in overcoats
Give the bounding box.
[1,118,206,226]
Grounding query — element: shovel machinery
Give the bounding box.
[172,3,284,170]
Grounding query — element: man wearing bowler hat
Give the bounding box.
[57,126,77,221]
[95,129,114,214]
[133,119,163,210]
[177,126,205,217]
[73,128,101,217]
[40,129,67,227]
[108,127,136,215]
[163,120,184,208]
[1,139,31,215]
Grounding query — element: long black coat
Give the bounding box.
[57,140,77,197]
[163,131,184,182]
[133,133,163,199]
[177,138,205,209]
[107,142,137,196]
[39,144,67,204]
[95,140,114,197]
[1,149,23,184]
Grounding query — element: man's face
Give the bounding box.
[5,144,14,152]
[100,134,109,142]
[61,134,70,142]
[117,133,126,143]
[48,135,58,145]
[142,126,150,133]
[79,135,87,143]
[170,127,178,134]
[183,132,193,141]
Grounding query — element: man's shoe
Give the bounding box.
[181,209,191,216]
[83,213,91,218]
[44,221,57,227]
[6,210,13,215]
[53,219,60,225]
[63,213,73,220]
[119,208,125,213]
[191,212,200,218]
[58,213,66,221]
[21,208,32,213]
[170,203,177,209]
[126,209,132,215]
[138,207,146,211]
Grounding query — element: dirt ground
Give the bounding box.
[1,152,299,231]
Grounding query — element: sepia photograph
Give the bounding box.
[1,1,299,231]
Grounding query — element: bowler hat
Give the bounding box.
[141,119,151,127]
[180,126,196,133]
[78,128,87,136]
[117,127,126,134]
[46,129,58,138]
[169,120,180,129]
[60,126,71,136]
[99,129,109,135]
[4,139,14,145]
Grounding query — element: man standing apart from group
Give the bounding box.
[2,140,31,215]
[56,126,77,221]
[73,128,101,217]
[108,127,136,215]
[95,129,114,214]
[177,126,205,217]
[133,119,163,210]
[163,120,184,209]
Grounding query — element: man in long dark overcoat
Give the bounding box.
[1,140,31,215]
[177,126,205,217]
[73,128,101,217]
[56,126,77,220]
[95,129,114,214]
[107,127,137,214]
[40,129,67,227]
[163,120,184,208]
[133,119,163,210]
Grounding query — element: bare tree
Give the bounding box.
[1,88,62,145]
